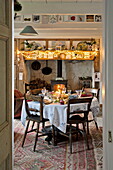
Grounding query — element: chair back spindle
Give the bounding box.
[84,88,100,101]
[24,95,44,121]
[67,97,92,123]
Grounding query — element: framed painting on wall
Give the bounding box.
[42,15,49,24]
[48,41,70,50]
[77,15,85,22]
[23,15,32,22]
[14,14,22,22]
[63,15,70,22]
[72,41,81,50]
[57,15,64,23]
[32,15,40,23]
[95,15,102,22]
[49,15,58,24]
[86,15,94,22]
[23,40,46,51]
[69,15,77,22]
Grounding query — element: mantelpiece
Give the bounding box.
[18,38,99,61]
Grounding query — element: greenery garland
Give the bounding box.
[14,0,22,11]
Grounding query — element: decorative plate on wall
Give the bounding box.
[76,42,88,51]
[31,61,41,70]
[42,60,52,75]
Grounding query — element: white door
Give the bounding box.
[0,0,12,169]
[103,0,113,169]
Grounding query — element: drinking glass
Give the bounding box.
[76,90,80,96]
[62,88,66,94]
[41,87,46,96]
[67,90,72,95]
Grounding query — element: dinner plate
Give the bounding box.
[44,99,52,104]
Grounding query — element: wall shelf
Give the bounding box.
[79,79,92,89]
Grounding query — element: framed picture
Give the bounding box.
[42,15,49,24]
[14,14,22,22]
[48,41,70,50]
[23,15,32,22]
[49,15,57,24]
[57,15,63,23]
[63,15,70,22]
[72,41,80,50]
[24,40,46,51]
[95,15,102,22]
[69,15,77,22]
[32,15,40,23]
[77,15,85,22]
[86,15,94,22]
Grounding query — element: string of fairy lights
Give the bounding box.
[18,50,98,60]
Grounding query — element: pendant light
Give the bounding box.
[20,25,38,36]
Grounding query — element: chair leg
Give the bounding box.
[82,122,89,150]
[31,121,35,130]
[93,116,99,130]
[34,122,40,152]
[42,121,45,129]
[95,121,99,130]
[52,125,57,146]
[69,124,72,154]
[22,120,30,147]
[76,124,79,140]
[86,118,90,135]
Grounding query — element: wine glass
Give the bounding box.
[41,87,46,96]
[67,90,71,95]
[62,87,66,94]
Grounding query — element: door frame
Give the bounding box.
[12,0,113,169]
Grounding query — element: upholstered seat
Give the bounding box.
[14,89,24,118]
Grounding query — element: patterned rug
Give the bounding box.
[14,119,103,170]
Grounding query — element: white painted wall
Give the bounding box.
[19,1,103,14]
[14,1,103,38]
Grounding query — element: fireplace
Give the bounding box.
[51,60,68,91]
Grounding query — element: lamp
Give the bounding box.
[20,26,38,36]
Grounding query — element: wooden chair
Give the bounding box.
[22,96,49,151]
[25,83,39,94]
[84,88,100,130]
[53,97,92,154]
[84,88,100,101]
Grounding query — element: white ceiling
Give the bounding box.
[15,0,103,38]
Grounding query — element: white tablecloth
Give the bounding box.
[90,97,100,120]
[21,101,89,133]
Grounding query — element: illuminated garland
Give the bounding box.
[18,50,98,60]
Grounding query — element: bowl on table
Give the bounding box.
[69,94,78,99]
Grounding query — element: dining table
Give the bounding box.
[21,95,100,134]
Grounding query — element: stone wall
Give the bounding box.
[25,60,94,91]
[64,60,94,90]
